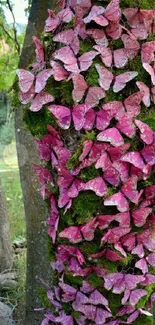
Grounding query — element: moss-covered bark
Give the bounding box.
[15,0,155,324]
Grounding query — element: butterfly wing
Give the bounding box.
[16,69,34,93]
[30,91,54,112]
[71,74,88,102]
[113,71,138,93]
[95,64,114,90]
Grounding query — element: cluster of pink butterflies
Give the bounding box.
[17,0,155,324]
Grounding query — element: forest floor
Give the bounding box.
[0,144,26,325]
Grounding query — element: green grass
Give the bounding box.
[1,169,25,241]
[0,140,26,324]
[0,140,25,241]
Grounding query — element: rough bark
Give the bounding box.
[0,178,13,273]
[15,1,58,325]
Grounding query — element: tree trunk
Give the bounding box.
[0,178,13,273]
[15,1,58,325]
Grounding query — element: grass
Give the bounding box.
[0,141,25,241]
[0,139,26,325]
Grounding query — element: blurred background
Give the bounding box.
[0,1,28,323]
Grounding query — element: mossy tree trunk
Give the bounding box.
[15,0,154,325]
[0,178,13,273]
[15,1,58,325]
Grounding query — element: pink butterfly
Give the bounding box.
[101,226,131,245]
[72,103,94,130]
[95,64,113,90]
[121,34,140,59]
[124,91,143,118]
[35,69,53,93]
[57,245,85,265]
[95,152,111,171]
[79,140,93,161]
[104,0,121,22]
[143,62,155,85]
[71,73,88,102]
[103,166,120,186]
[94,46,128,68]
[48,105,71,129]
[121,151,145,171]
[107,143,130,162]
[131,244,145,258]
[135,119,154,145]
[136,81,151,107]
[121,176,143,204]
[30,91,54,112]
[87,28,108,47]
[89,249,124,262]
[59,226,82,244]
[141,41,155,64]
[47,195,60,244]
[123,8,154,34]
[132,207,152,227]
[122,289,147,306]
[83,5,108,26]
[53,46,98,73]
[83,177,107,197]
[16,69,34,93]
[117,113,136,138]
[50,60,68,81]
[97,127,124,147]
[93,46,112,68]
[53,29,79,55]
[104,192,129,212]
[113,71,138,93]
[81,218,98,241]
[106,21,122,40]
[32,36,45,71]
[19,85,35,104]
[135,258,148,274]
[44,8,73,32]
[85,87,105,106]
[104,273,145,293]
[141,143,155,166]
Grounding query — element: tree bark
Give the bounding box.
[15,1,58,325]
[0,178,13,273]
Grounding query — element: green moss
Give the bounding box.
[37,287,52,309]
[104,89,122,103]
[66,146,82,169]
[72,191,102,224]
[86,273,103,288]
[110,39,124,50]
[136,283,155,309]
[71,311,81,319]
[140,111,155,131]
[120,0,154,9]
[80,40,94,54]
[107,291,122,314]
[80,241,99,255]
[59,80,74,106]
[97,259,119,272]
[132,315,153,325]
[65,273,83,287]
[61,210,75,226]
[47,235,55,261]
[86,64,99,87]
[82,131,96,142]
[24,107,56,137]
[61,302,73,314]
[79,165,100,182]
[46,78,73,107]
